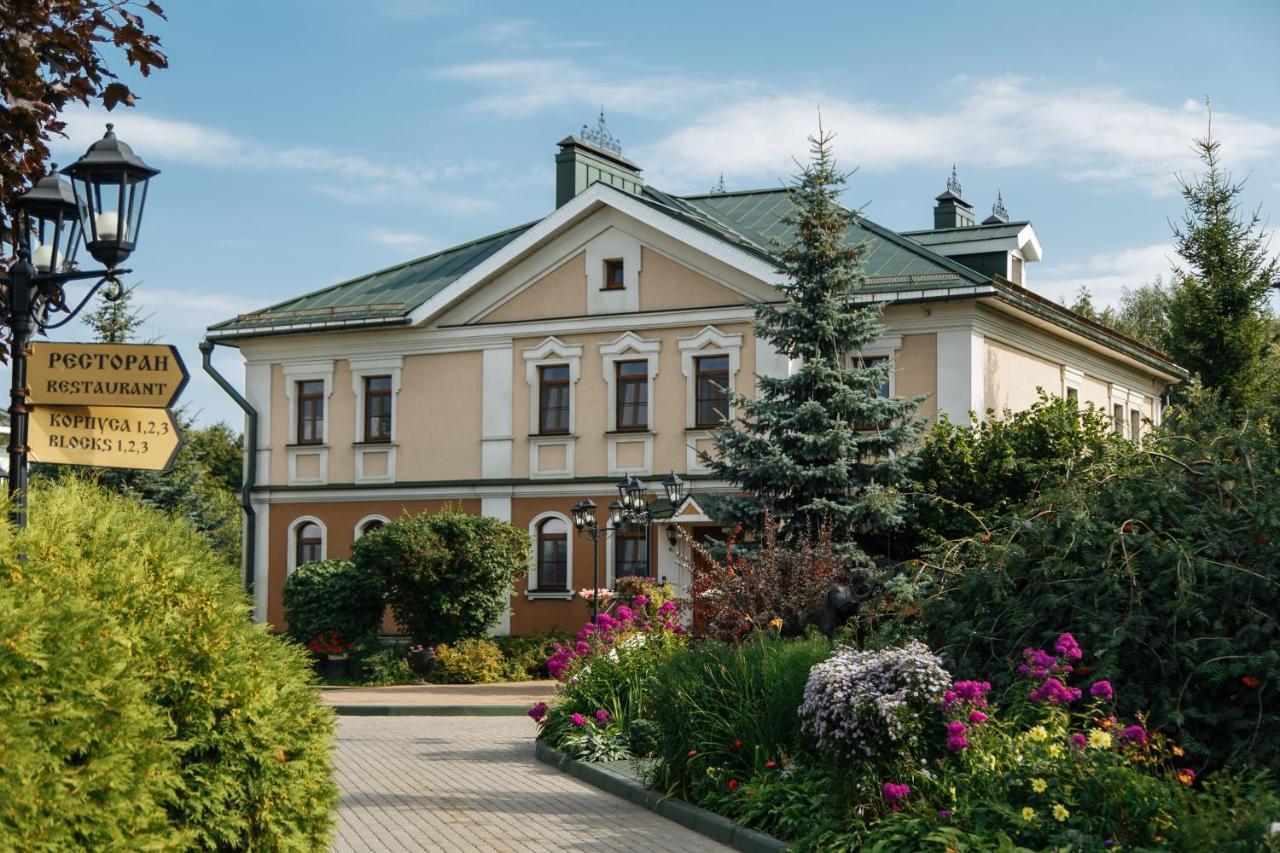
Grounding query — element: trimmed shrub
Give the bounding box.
[283,557,384,648]
[0,585,179,848]
[429,639,505,684]
[493,632,571,681]
[352,506,529,646]
[7,479,336,848]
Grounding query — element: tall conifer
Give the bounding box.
[704,128,924,558]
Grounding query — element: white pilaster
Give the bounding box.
[482,496,514,635]
[481,345,514,479]
[936,328,985,423]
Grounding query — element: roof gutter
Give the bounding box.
[199,339,257,601]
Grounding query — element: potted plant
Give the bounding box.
[405,643,433,676]
[308,630,355,680]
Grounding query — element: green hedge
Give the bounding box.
[283,558,384,648]
[3,479,337,848]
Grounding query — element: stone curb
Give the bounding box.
[534,740,789,852]
[330,705,530,716]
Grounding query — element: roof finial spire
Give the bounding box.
[711,173,726,194]
[946,163,962,197]
[992,191,1007,220]
[580,108,622,154]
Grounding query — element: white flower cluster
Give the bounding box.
[799,641,951,758]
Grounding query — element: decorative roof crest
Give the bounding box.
[946,164,962,197]
[580,108,621,155]
[711,173,726,194]
[991,191,1008,221]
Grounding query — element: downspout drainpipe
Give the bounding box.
[199,339,257,600]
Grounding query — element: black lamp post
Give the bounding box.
[571,471,690,620]
[2,124,158,527]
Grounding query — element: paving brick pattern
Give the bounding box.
[333,716,728,852]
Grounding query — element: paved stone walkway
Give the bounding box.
[333,716,728,852]
[320,681,555,709]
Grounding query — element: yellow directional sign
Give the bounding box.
[28,342,188,408]
[28,405,182,471]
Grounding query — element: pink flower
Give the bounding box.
[1054,632,1084,661]
[615,606,634,621]
[527,702,548,723]
[943,680,991,711]
[1090,680,1114,700]
[594,709,611,725]
[634,595,650,607]
[570,713,587,727]
[764,761,777,769]
[1029,677,1082,705]
[1070,733,1087,749]
[882,782,911,811]
[673,625,686,635]
[946,720,970,752]
[967,710,988,725]
[1120,724,1147,746]
[657,600,678,616]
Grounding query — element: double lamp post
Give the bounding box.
[1,124,160,526]
[571,471,687,620]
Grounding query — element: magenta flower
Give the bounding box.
[968,710,989,725]
[938,809,952,820]
[1030,677,1082,705]
[1120,724,1147,746]
[946,720,971,752]
[1054,632,1084,661]
[1070,733,1087,749]
[673,625,686,635]
[527,702,549,723]
[882,782,911,811]
[1090,680,1114,700]
[594,709,611,725]
[614,606,634,621]
[942,680,992,711]
[570,713,587,727]
[657,600,678,616]
[634,595,650,607]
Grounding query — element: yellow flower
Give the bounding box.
[1027,725,1048,742]
[1048,743,1064,758]
[1088,729,1113,749]
[1031,778,1047,793]
[1021,806,1036,821]
[1171,745,1185,757]
[986,753,998,770]
[768,617,783,630]
[1053,803,1070,822]
[950,785,957,802]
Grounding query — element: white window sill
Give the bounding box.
[524,590,575,600]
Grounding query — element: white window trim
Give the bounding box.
[1128,390,1146,439]
[679,325,743,430]
[287,447,328,486]
[850,334,903,396]
[287,515,327,576]
[600,331,661,433]
[526,511,575,599]
[1062,365,1083,400]
[607,433,653,476]
[1108,383,1130,436]
[353,514,390,540]
[523,337,584,436]
[283,360,334,445]
[350,356,403,443]
[530,437,575,480]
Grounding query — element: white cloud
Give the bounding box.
[1034,243,1175,306]
[53,108,494,204]
[369,229,432,248]
[639,80,1280,195]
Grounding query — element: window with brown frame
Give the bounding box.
[536,518,569,590]
[614,527,650,579]
[538,364,570,434]
[616,361,648,431]
[363,375,392,442]
[295,521,323,567]
[296,380,324,445]
[694,354,730,427]
[604,258,625,290]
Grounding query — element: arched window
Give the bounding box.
[355,516,388,540]
[295,521,323,567]
[535,517,569,591]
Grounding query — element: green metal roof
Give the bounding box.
[901,220,1031,246]
[207,222,533,333]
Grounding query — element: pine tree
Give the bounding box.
[82,285,146,343]
[1164,113,1278,414]
[704,128,925,559]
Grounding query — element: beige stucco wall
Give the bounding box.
[638,247,747,311]
[484,251,588,323]
[984,338,1064,413]
[1081,374,1110,410]
[396,350,484,481]
[895,333,937,418]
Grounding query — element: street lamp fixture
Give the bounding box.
[663,471,686,505]
[3,124,159,527]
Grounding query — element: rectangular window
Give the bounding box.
[538,364,571,435]
[363,375,392,442]
[694,354,730,427]
[537,532,568,591]
[1113,403,1125,436]
[616,361,648,431]
[1066,387,1079,402]
[604,259,625,290]
[614,528,650,579]
[296,380,324,445]
[1130,408,1141,439]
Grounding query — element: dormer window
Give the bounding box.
[604,258,625,290]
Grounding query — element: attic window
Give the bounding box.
[604,259,625,290]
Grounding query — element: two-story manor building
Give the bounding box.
[206,122,1184,635]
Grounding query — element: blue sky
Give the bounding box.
[32,0,1280,427]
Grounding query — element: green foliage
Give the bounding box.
[357,647,418,686]
[5,479,336,849]
[705,127,924,552]
[626,719,662,757]
[910,393,1127,547]
[352,506,529,646]
[0,585,180,848]
[185,421,245,494]
[428,638,506,684]
[921,398,1279,769]
[1164,116,1279,413]
[493,632,571,681]
[282,558,384,648]
[82,283,147,343]
[558,720,633,762]
[649,633,831,799]
[1065,279,1171,350]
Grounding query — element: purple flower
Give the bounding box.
[570,713,587,727]
[594,709,611,725]
[634,595,650,607]
[1090,680,1114,700]
[527,702,549,723]
[1019,647,1071,678]
[968,710,989,725]
[1029,677,1082,705]
[938,809,952,820]
[942,680,991,711]
[1104,840,1115,848]
[1070,733,1087,749]
[1120,724,1147,746]
[946,720,970,752]
[673,625,686,635]
[882,782,910,811]
[575,641,590,654]
[1054,632,1084,661]
[614,606,634,621]
[657,600,678,616]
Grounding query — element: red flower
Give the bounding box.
[1258,535,1271,545]
[687,750,698,758]
[1242,676,1261,688]
[732,739,743,750]
[980,533,991,543]
[1122,523,1134,534]
[764,761,777,769]
[727,779,739,792]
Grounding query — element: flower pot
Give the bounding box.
[407,647,433,676]
[322,654,350,681]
